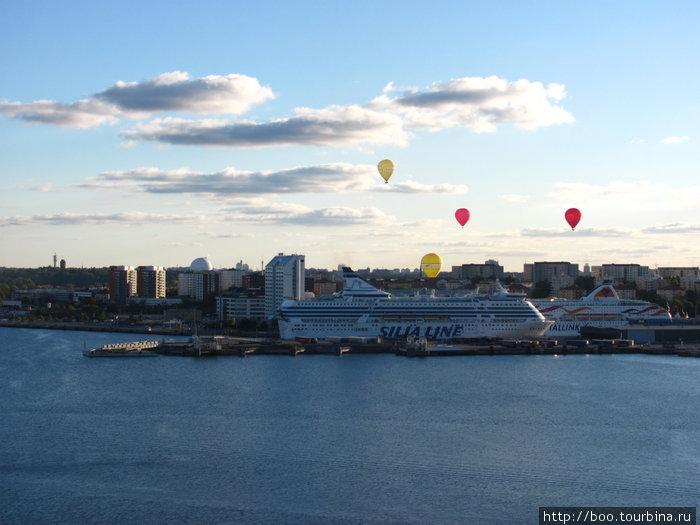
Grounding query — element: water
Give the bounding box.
[1,327,698,524]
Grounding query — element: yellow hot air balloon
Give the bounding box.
[377,159,395,183]
[421,253,443,278]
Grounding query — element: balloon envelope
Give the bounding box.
[455,208,470,227]
[565,208,581,230]
[377,159,395,183]
[421,253,443,278]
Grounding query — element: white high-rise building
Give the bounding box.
[264,253,305,319]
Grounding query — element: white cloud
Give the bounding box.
[1,73,573,150]
[642,223,700,234]
[97,72,274,115]
[222,199,395,226]
[369,76,574,132]
[0,212,208,226]
[660,136,689,144]
[82,163,460,195]
[0,72,274,127]
[0,98,120,128]
[121,105,408,148]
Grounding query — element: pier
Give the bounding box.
[82,334,700,359]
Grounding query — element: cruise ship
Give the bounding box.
[277,268,553,341]
[530,285,672,338]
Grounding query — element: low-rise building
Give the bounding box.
[217,288,265,322]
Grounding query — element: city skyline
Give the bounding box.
[1,2,698,272]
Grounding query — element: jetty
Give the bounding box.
[81,334,700,359]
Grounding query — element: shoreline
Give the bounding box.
[3,321,699,358]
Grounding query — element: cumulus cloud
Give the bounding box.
[0,98,120,128]
[1,72,574,149]
[82,163,461,195]
[96,72,274,115]
[369,76,574,132]
[660,136,689,144]
[120,105,408,147]
[0,211,207,226]
[0,72,274,127]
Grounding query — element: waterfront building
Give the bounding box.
[137,266,166,299]
[109,266,137,305]
[217,288,265,322]
[265,253,305,319]
[600,263,650,285]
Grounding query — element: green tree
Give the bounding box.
[574,275,596,293]
[530,280,552,298]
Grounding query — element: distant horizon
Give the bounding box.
[3,257,697,275]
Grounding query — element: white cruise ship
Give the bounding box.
[277,268,553,341]
[530,285,672,338]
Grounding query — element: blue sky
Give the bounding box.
[1,1,698,272]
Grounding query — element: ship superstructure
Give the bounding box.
[530,285,671,338]
[277,268,552,341]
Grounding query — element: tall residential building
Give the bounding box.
[532,261,579,295]
[532,262,579,283]
[137,266,166,299]
[657,267,700,289]
[178,271,219,301]
[600,263,650,284]
[459,260,504,280]
[264,253,305,318]
[109,266,137,305]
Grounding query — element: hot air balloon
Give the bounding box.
[565,208,581,230]
[455,208,470,228]
[377,159,395,183]
[421,253,443,278]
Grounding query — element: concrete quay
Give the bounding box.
[147,337,700,359]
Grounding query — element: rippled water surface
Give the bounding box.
[1,327,698,524]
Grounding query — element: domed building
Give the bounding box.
[190,256,213,272]
[179,257,218,300]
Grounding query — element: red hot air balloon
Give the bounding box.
[455,208,471,228]
[565,208,581,230]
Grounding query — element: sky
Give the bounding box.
[1,1,698,273]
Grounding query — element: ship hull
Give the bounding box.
[278,317,552,341]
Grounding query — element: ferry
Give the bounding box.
[530,285,672,338]
[277,268,553,341]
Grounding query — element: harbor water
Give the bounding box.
[1,327,698,524]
